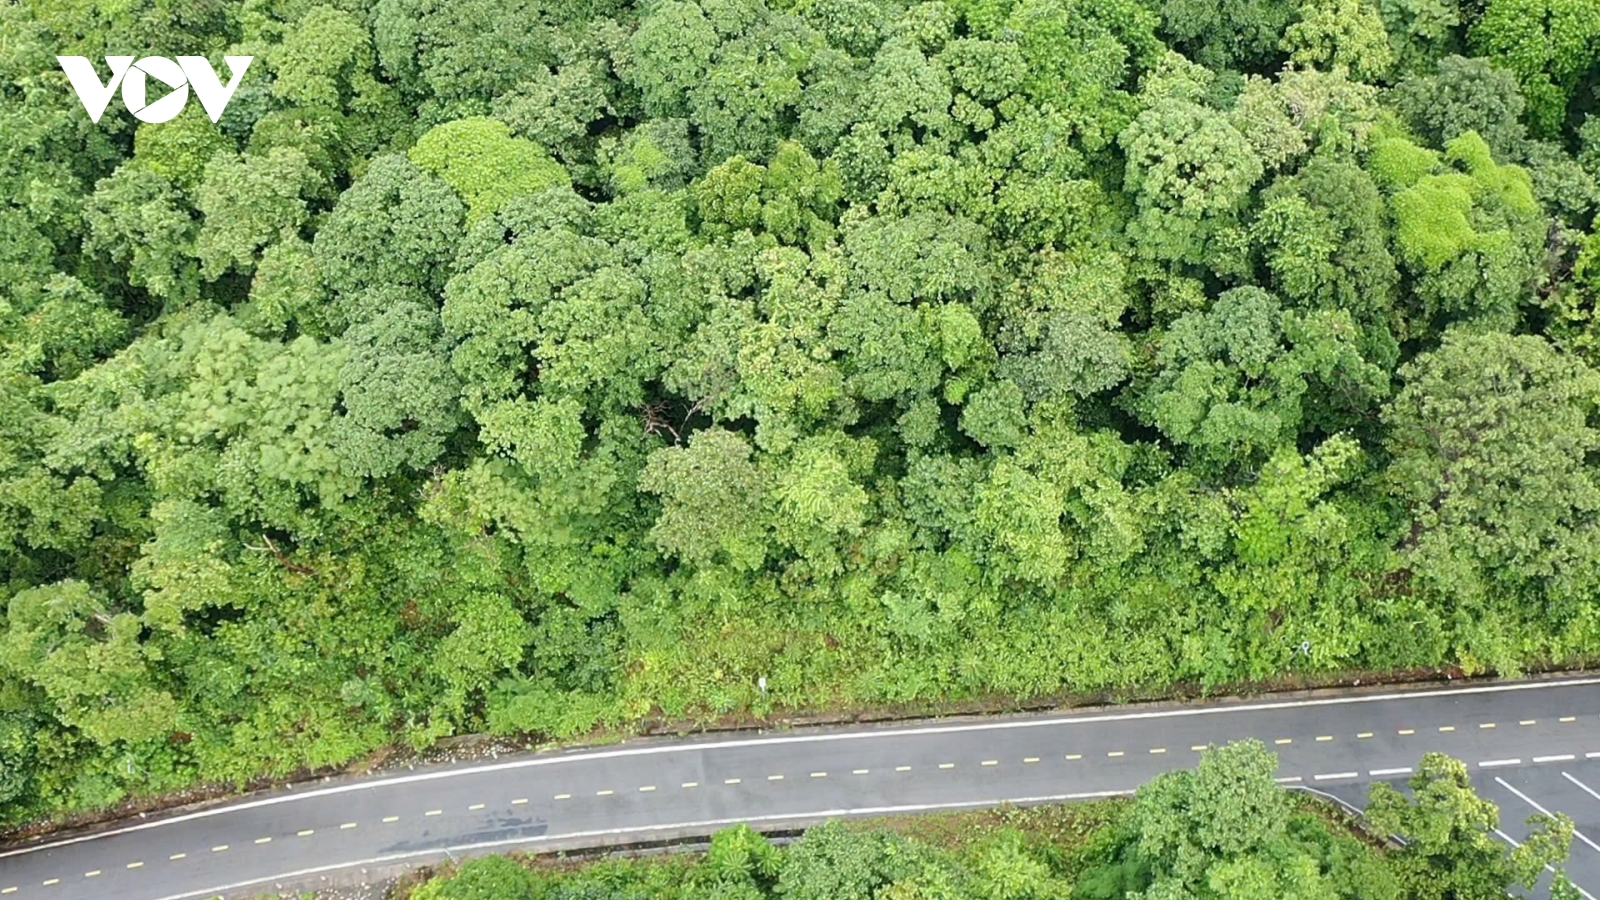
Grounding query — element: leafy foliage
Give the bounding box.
[5,0,1600,827]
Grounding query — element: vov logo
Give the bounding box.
[57,56,253,124]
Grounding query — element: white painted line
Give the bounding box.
[1316,736,1333,742]
[1022,758,1039,764]
[1480,723,1496,729]
[768,775,784,781]
[811,772,828,777]
[1190,744,1208,751]
[1533,754,1575,763]
[1588,752,1600,759]
[981,759,999,765]
[468,803,485,810]
[1438,726,1455,732]
[1357,732,1373,738]
[383,816,400,823]
[84,871,100,877]
[11,676,1597,861]
[1313,772,1357,781]
[1562,716,1577,722]
[682,782,699,788]
[1275,776,1302,784]
[939,763,955,769]
[1496,776,1600,855]
[339,822,357,830]
[127,861,144,869]
[895,766,911,771]
[512,799,527,805]
[1495,825,1600,900]
[1479,758,1521,768]
[428,808,446,814]
[1275,738,1292,745]
[254,837,271,844]
[297,829,314,836]
[169,853,186,860]
[596,790,614,796]
[639,786,656,792]
[139,790,1143,900]
[1369,767,1412,777]
[852,769,869,774]
[1564,771,1600,802]
[725,778,741,784]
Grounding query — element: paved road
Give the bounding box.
[2,677,1599,900]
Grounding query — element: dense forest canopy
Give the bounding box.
[3,0,1600,823]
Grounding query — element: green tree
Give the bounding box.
[1366,752,1574,899]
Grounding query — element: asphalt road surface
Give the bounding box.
[3,676,1599,900]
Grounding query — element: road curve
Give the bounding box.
[2,676,1599,900]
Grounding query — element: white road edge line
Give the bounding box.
[139,791,1139,900]
[1495,776,1600,855]
[6,675,1597,861]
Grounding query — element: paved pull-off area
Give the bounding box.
[2,677,1599,900]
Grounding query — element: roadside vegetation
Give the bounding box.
[400,743,1581,900]
[5,0,1600,825]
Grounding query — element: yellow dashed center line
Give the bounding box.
[383,816,400,823]
[469,803,486,810]
[255,837,272,844]
[169,853,186,860]
[1398,729,1415,735]
[340,822,357,829]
